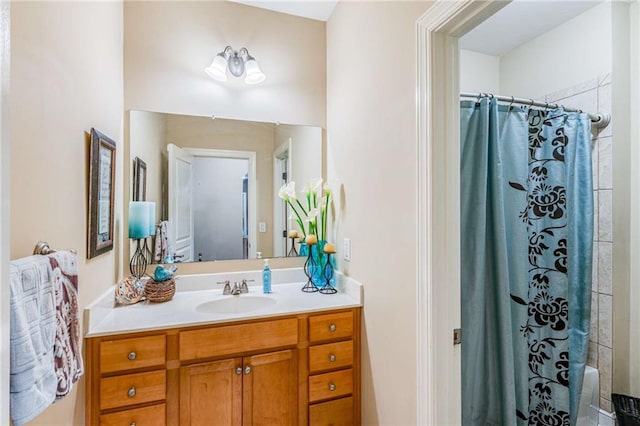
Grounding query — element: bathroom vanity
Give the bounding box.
[84,271,362,425]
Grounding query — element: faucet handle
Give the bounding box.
[217,280,232,295]
[240,279,253,293]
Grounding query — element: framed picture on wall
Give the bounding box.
[88,128,116,259]
[133,157,147,201]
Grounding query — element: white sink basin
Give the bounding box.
[195,295,277,315]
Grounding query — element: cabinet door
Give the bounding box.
[180,358,242,426]
[243,349,297,426]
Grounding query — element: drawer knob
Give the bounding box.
[127,387,136,398]
[245,366,252,375]
[128,351,137,360]
[329,353,337,362]
[130,423,136,426]
[236,367,243,375]
[329,324,337,332]
[329,382,336,392]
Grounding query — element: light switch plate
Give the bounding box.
[343,238,351,261]
[259,222,266,233]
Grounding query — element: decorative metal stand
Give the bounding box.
[130,239,148,281]
[287,236,299,257]
[319,252,337,294]
[301,242,319,293]
[142,237,153,264]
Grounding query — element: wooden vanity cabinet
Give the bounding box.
[85,308,361,425]
[180,350,298,426]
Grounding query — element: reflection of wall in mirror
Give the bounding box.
[132,112,277,260]
[275,125,323,240]
[129,111,166,259]
[166,114,275,259]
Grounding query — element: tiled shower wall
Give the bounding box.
[544,74,613,413]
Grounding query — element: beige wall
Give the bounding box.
[10,1,123,424]
[124,1,326,127]
[327,2,432,424]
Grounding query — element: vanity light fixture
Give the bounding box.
[205,45,266,85]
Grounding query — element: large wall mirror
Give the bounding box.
[128,110,322,265]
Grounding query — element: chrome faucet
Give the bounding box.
[218,279,254,295]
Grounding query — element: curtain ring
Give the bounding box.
[544,102,549,113]
[508,96,515,111]
[529,99,535,106]
[475,92,482,106]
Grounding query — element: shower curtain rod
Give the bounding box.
[460,92,611,129]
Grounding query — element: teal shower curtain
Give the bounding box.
[460,97,593,426]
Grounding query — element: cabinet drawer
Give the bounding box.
[309,369,353,403]
[179,318,298,360]
[99,403,166,426]
[309,397,354,426]
[100,370,166,410]
[100,335,166,374]
[309,311,353,343]
[309,340,353,373]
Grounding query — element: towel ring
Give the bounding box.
[33,241,77,255]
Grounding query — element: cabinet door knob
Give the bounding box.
[128,351,137,360]
[329,324,337,332]
[236,367,243,375]
[329,353,337,362]
[245,366,252,375]
[328,382,336,392]
[127,387,136,398]
[130,423,136,426]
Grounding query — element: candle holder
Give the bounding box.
[142,238,153,264]
[287,236,299,257]
[301,241,319,293]
[130,239,148,280]
[319,252,337,295]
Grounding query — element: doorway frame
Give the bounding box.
[415,1,509,424]
[273,139,291,257]
[184,147,257,259]
[0,1,9,423]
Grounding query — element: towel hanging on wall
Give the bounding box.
[9,249,83,425]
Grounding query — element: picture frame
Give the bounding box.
[133,157,147,201]
[88,128,116,259]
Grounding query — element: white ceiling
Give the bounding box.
[231,1,603,52]
[459,0,603,56]
[230,0,338,21]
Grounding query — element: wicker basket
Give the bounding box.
[144,278,176,303]
[612,394,640,426]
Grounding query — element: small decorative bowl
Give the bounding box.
[144,278,176,303]
[115,276,145,305]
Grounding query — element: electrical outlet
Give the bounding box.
[259,222,266,233]
[343,238,351,262]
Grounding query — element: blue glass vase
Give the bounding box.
[300,240,327,289]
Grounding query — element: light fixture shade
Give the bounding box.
[244,58,266,85]
[205,53,228,81]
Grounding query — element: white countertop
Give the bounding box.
[84,268,363,338]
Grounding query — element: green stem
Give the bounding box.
[288,200,307,237]
[323,193,330,241]
[295,198,308,216]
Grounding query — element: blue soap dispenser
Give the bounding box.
[262,259,272,294]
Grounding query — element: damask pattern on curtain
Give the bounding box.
[460,97,592,426]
